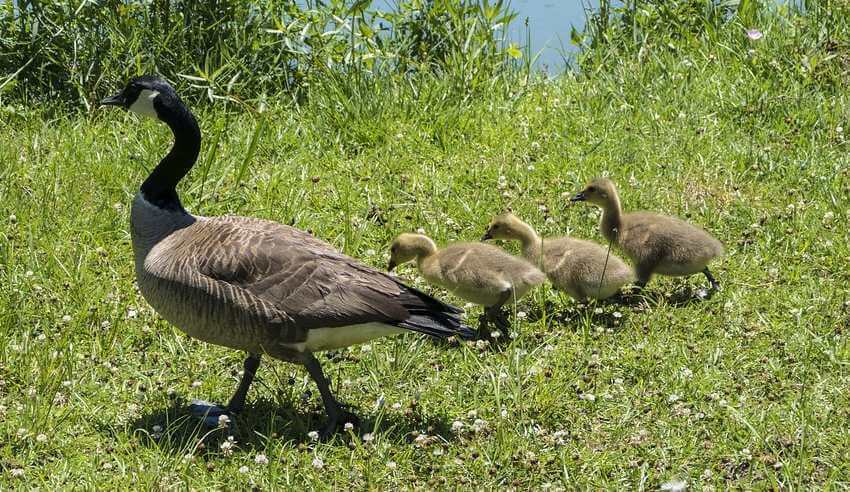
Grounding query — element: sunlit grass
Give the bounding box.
[1,6,849,489]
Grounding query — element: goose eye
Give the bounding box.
[586,186,596,193]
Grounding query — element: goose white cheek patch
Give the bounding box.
[129,89,160,118]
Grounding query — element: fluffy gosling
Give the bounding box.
[388,233,545,330]
[483,212,633,300]
[571,178,724,291]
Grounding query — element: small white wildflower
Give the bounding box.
[127,309,138,319]
[530,141,540,150]
[217,415,230,427]
[823,211,835,223]
[100,320,111,329]
[360,344,372,353]
[680,367,693,379]
[191,380,202,388]
[773,461,783,469]
[466,410,477,418]
[362,433,374,443]
[580,393,596,402]
[308,431,319,441]
[343,422,354,431]
[152,425,163,433]
[312,457,324,469]
[660,478,688,491]
[500,409,508,418]
[391,402,402,410]
[593,307,604,314]
[61,315,72,323]
[614,378,624,385]
[472,418,488,432]
[668,394,680,403]
[516,311,527,319]
[25,270,33,277]
[451,420,464,432]
[102,462,113,470]
[9,214,17,224]
[386,461,397,470]
[36,433,48,443]
[490,330,501,339]
[182,453,194,463]
[364,249,376,257]
[527,164,535,171]
[612,311,622,318]
[745,28,763,41]
[238,465,249,474]
[432,447,444,456]
[254,454,269,465]
[416,227,426,234]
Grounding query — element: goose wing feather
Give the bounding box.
[190,216,467,338]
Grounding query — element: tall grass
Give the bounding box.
[0,0,519,110]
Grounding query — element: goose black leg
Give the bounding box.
[484,289,512,336]
[225,353,261,413]
[189,353,261,427]
[302,352,358,438]
[702,267,720,291]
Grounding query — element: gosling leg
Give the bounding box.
[302,352,358,438]
[484,289,513,335]
[702,267,720,291]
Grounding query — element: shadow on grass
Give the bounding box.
[526,284,718,327]
[123,397,455,457]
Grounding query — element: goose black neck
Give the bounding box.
[140,103,201,212]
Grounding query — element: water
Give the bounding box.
[508,1,597,71]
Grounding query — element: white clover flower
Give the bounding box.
[312,457,324,469]
[668,394,680,403]
[745,28,763,41]
[416,227,426,234]
[612,311,622,319]
[432,448,444,456]
[238,465,249,474]
[360,344,372,353]
[343,422,354,431]
[362,433,374,443]
[61,315,72,323]
[127,309,138,319]
[191,380,202,388]
[516,311,527,319]
[579,393,596,402]
[391,402,402,410]
[36,433,48,443]
[254,454,269,465]
[100,320,111,329]
[307,431,319,441]
[183,453,194,463]
[500,409,508,418]
[386,461,397,470]
[490,330,501,339]
[466,410,477,418]
[217,415,230,428]
[451,420,464,432]
[25,270,34,277]
[660,479,687,491]
[527,164,535,171]
[472,418,488,432]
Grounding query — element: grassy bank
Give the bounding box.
[2,3,850,490]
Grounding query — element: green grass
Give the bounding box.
[2,15,850,490]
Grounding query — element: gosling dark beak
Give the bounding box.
[100,91,125,107]
[570,192,586,202]
[481,231,493,241]
[387,260,397,272]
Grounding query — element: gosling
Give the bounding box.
[571,177,724,292]
[482,212,634,300]
[388,233,545,331]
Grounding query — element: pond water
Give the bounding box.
[507,0,597,71]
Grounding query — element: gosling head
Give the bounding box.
[482,212,523,241]
[571,177,618,207]
[387,233,434,271]
[101,75,181,122]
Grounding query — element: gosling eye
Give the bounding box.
[586,186,597,193]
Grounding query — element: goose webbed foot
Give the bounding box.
[320,407,360,439]
[188,400,235,428]
[702,267,720,294]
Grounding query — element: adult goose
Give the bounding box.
[101,76,472,435]
[571,177,723,293]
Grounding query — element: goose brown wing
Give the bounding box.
[195,217,470,339]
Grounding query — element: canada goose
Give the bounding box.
[100,76,472,436]
[387,233,545,330]
[482,213,633,300]
[571,178,723,291]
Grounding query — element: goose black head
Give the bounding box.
[101,75,180,121]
